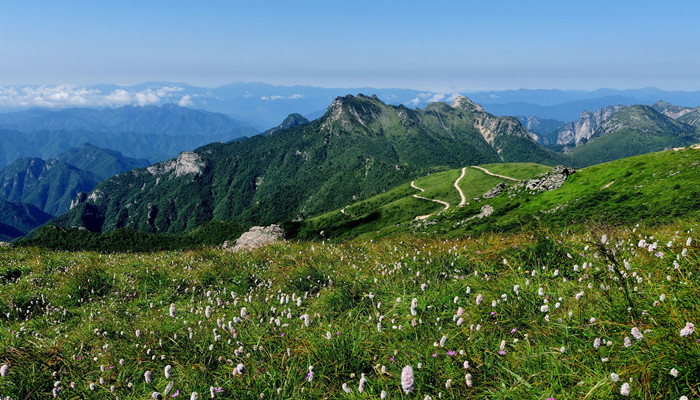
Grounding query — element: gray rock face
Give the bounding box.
[521,166,576,192]
[483,183,506,199]
[223,225,285,252]
[70,192,88,209]
[555,105,626,146]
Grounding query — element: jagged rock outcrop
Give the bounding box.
[519,166,576,192]
[483,183,506,198]
[555,105,626,146]
[223,225,285,252]
[70,192,88,210]
[146,151,205,178]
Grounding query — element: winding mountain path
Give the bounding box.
[411,180,450,220]
[454,167,467,207]
[471,165,519,181]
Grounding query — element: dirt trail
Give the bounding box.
[454,167,467,207]
[471,165,519,181]
[411,180,450,220]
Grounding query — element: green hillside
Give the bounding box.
[297,162,551,239]
[296,147,699,240]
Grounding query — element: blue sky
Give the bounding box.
[1,0,699,91]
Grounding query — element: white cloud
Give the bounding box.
[428,94,446,103]
[409,97,420,106]
[0,84,186,108]
[261,94,303,101]
[178,94,194,107]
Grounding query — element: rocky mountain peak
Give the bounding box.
[324,94,384,129]
[451,96,485,113]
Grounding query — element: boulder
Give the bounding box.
[523,166,576,192]
[483,183,506,199]
[224,225,285,252]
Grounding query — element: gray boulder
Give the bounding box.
[483,183,506,198]
[224,225,285,252]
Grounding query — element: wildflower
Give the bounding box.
[445,379,452,389]
[610,373,620,382]
[377,322,382,332]
[601,234,607,244]
[465,373,472,387]
[164,381,174,395]
[560,346,565,353]
[145,370,153,384]
[687,237,692,247]
[164,365,172,379]
[380,390,387,399]
[476,294,483,305]
[236,363,245,374]
[440,335,447,347]
[342,383,352,393]
[401,365,415,394]
[575,291,584,300]
[205,306,212,319]
[620,382,630,396]
[190,393,199,400]
[306,366,314,382]
[624,337,632,347]
[631,327,643,341]
[153,392,164,400]
[670,368,679,377]
[359,373,367,393]
[680,322,695,337]
[326,331,332,340]
[593,338,601,349]
[169,303,176,317]
[540,305,549,313]
[0,364,8,377]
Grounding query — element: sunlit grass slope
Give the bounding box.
[1,223,699,399]
[298,163,551,239]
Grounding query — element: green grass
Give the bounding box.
[297,163,552,240]
[413,169,463,205]
[1,222,699,399]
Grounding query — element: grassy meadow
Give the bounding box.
[1,222,699,399]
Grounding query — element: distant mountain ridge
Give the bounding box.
[568,105,699,166]
[52,94,563,235]
[0,104,256,136]
[0,145,151,216]
[3,83,700,128]
[0,104,259,168]
[0,198,52,241]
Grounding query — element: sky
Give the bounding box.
[1,0,699,92]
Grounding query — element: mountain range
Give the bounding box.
[0,104,257,168]
[52,94,564,235]
[0,144,150,233]
[1,93,698,242]
[4,83,700,128]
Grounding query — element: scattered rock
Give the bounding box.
[224,225,285,252]
[483,183,506,199]
[465,205,494,221]
[519,165,576,192]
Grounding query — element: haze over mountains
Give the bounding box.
[0,84,698,241]
[3,83,700,129]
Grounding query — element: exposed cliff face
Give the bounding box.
[555,105,626,146]
[146,151,206,178]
